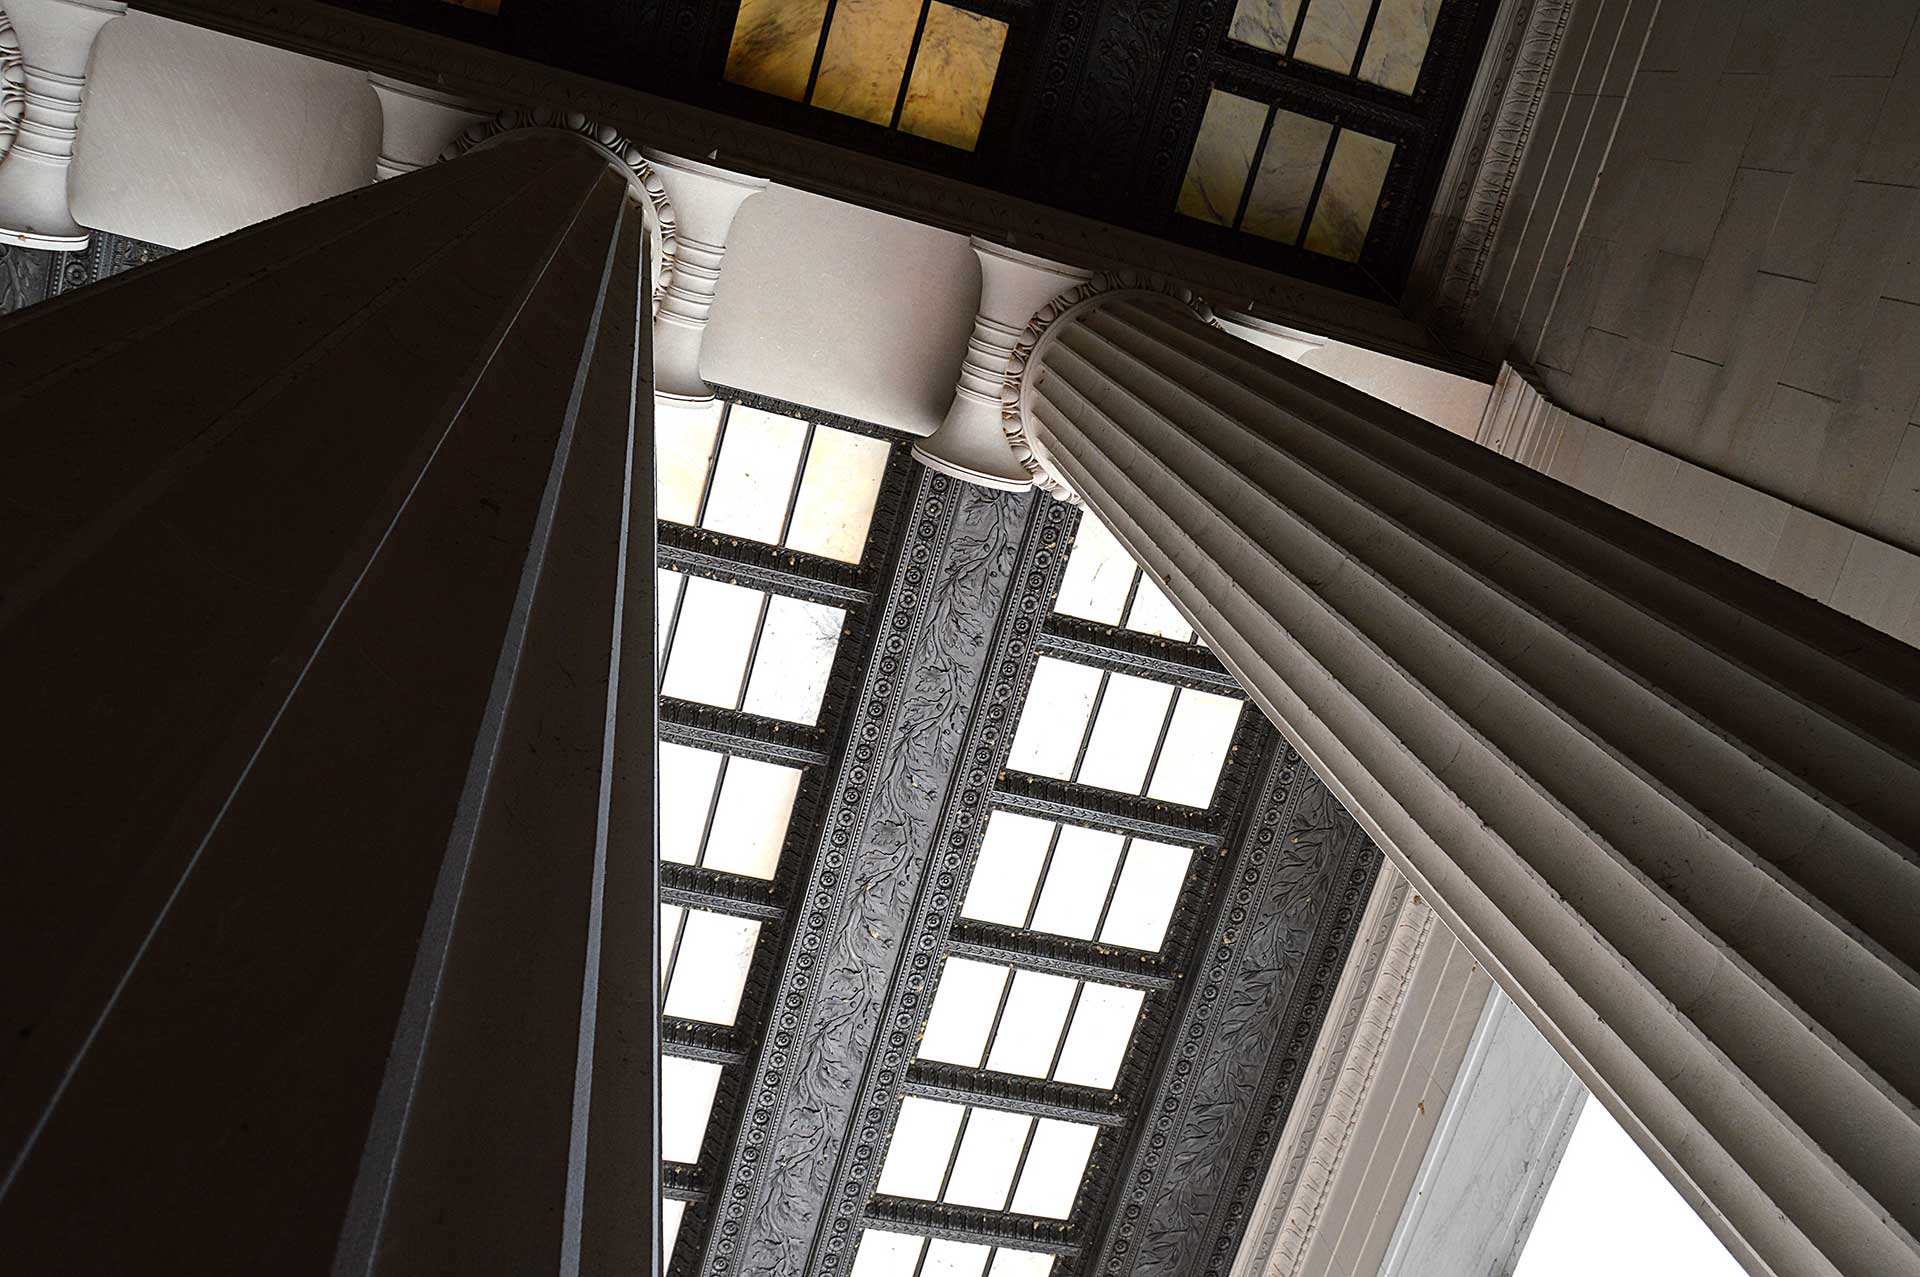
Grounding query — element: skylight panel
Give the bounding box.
[1124,575,1194,642]
[922,1239,993,1277]
[659,742,725,866]
[661,1055,724,1162]
[1027,824,1125,940]
[702,755,803,880]
[741,593,845,724]
[660,903,684,985]
[988,1251,1054,1277]
[663,1198,688,1256]
[878,1098,966,1199]
[1051,983,1144,1090]
[1007,1119,1097,1219]
[962,810,1053,927]
[786,424,890,562]
[1099,839,1191,951]
[663,909,761,1025]
[944,1107,1032,1210]
[700,404,810,544]
[657,569,685,665]
[1145,689,1241,807]
[1054,515,1133,625]
[661,575,762,708]
[1075,672,1174,795]
[920,957,1010,1068]
[657,397,724,525]
[982,971,1074,1078]
[852,1229,927,1277]
[1006,658,1100,777]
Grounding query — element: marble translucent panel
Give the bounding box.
[944,1107,1032,1209]
[1006,657,1101,778]
[704,756,803,879]
[1306,129,1395,262]
[663,1198,687,1255]
[702,404,810,544]
[1243,109,1334,244]
[658,742,724,865]
[1078,673,1175,794]
[1009,1120,1097,1218]
[922,1240,992,1277]
[1124,574,1195,641]
[741,593,846,724]
[657,397,724,525]
[853,1229,927,1277]
[988,1252,1054,1277]
[657,569,686,665]
[1294,0,1370,74]
[920,957,1010,1067]
[879,1098,966,1198]
[1100,839,1191,950]
[1052,982,1143,1089]
[984,970,1075,1077]
[664,910,761,1025]
[660,903,684,984]
[1028,824,1125,940]
[1178,89,1267,226]
[1146,689,1242,807]
[814,0,922,125]
[662,575,762,709]
[899,4,1009,151]
[1055,513,1135,625]
[963,810,1054,925]
[725,0,833,101]
[1228,0,1301,53]
[1360,0,1443,94]
[787,426,890,562]
[661,1055,724,1162]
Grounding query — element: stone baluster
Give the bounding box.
[0,0,123,250]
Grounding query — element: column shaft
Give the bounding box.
[1019,293,1920,1277]
[0,130,657,1274]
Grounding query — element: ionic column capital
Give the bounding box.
[368,73,490,183]
[0,0,126,251]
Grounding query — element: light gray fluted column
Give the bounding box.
[0,129,657,1275]
[1010,289,1920,1277]
[0,0,122,249]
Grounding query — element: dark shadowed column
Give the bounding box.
[0,129,658,1276]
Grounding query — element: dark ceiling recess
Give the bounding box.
[327,0,1496,303]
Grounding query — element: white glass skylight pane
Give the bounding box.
[663,910,760,1025]
[852,1230,927,1277]
[659,903,684,987]
[920,958,1010,1067]
[962,810,1054,927]
[983,971,1075,1078]
[658,742,723,865]
[660,1055,723,1162]
[878,1098,966,1200]
[1027,824,1125,940]
[663,1197,688,1256]
[1145,690,1242,807]
[1053,515,1134,625]
[657,569,686,665]
[1006,658,1101,779]
[988,1250,1054,1277]
[786,426,890,563]
[703,756,802,880]
[923,1239,992,1277]
[657,397,724,525]
[944,1107,1032,1210]
[1124,575,1194,642]
[1008,1120,1097,1219]
[1077,674,1175,794]
[741,594,845,724]
[1100,840,1191,951]
[700,404,809,544]
[1051,983,1143,1090]
[661,576,763,709]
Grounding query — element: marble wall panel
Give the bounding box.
[1244,109,1333,243]
[1178,89,1267,226]
[898,3,1007,150]
[1228,0,1301,55]
[814,0,921,125]
[1359,0,1442,94]
[1306,129,1393,260]
[725,0,832,102]
[1294,0,1369,75]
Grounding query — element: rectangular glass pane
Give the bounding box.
[1306,129,1395,262]
[657,569,686,666]
[785,426,890,562]
[1008,1120,1097,1218]
[1178,89,1267,226]
[920,957,1010,1067]
[813,0,922,125]
[1028,824,1125,940]
[1051,982,1143,1089]
[741,593,845,724]
[702,405,810,544]
[661,1055,724,1162]
[962,810,1054,926]
[988,1252,1054,1277]
[1243,109,1334,245]
[1228,0,1300,54]
[725,0,833,101]
[878,1098,966,1199]
[983,970,1075,1077]
[1077,673,1175,794]
[662,576,764,709]
[664,910,761,1025]
[922,1239,992,1277]
[664,1198,687,1256]
[944,1108,1032,1210]
[1360,0,1443,94]
[1100,839,1191,951]
[659,742,724,865]
[899,4,1009,151]
[1054,514,1135,625]
[1123,574,1195,642]
[853,1230,928,1277]
[660,902,684,985]
[657,398,724,526]
[703,756,803,879]
[1006,658,1101,779]
[1294,0,1370,74]
[1145,689,1242,807]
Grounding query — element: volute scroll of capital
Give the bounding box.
[1000,273,1218,503]
[439,107,677,313]
[0,6,24,167]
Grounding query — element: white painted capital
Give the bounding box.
[912,239,1091,491]
[643,149,765,402]
[1215,308,1325,362]
[0,0,124,250]
[369,74,489,182]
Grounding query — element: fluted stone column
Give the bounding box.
[645,149,764,401]
[0,129,658,1275]
[0,0,122,249]
[1001,288,1920,1277]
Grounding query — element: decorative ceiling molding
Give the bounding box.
[0,7,22,166]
